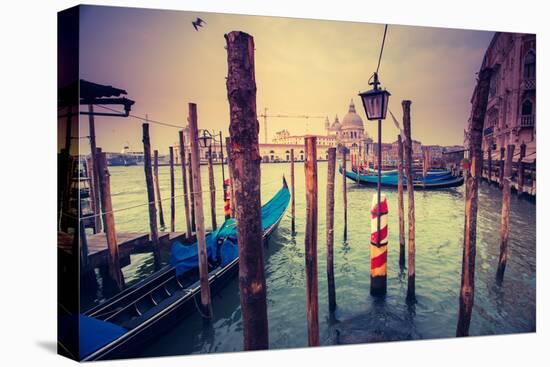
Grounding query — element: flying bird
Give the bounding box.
[192,18,206,31]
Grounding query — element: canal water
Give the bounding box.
[85,162,536,356]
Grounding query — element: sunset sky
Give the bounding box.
[78,5,494,154]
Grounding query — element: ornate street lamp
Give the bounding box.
[198,129,214,149]
[358,71,391,296]
[358,73,391,121]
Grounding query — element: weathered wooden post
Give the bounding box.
[304,136,320,346]
[499,147,505,189]
[225,137,236,216]
[422,147,428,177]
[225,30,268,350]
[342,149,348,241]
[456,68,492,337]
[219,132,229,219]
[86,156,100,234]
[488,147,493,183]
[188,152,196,232]
[178,131,192,238]
[153,150,166,231]
[496,144,515,283]
[517,142,526,196]
[188,103,213,318]
[326,147,337,313]
[291,148,296,234]
[402,100,416,302]
[169,146,176,232]
[96,150,124,290]
[87,105,102,233]
[142,123,162,270]
[397,135,406,269]
[207,146,217,230]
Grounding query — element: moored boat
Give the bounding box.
[64,178,290,361]
[341,167,464,189]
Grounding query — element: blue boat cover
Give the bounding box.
[170,232,219,276]
[171,180,290,275]
[79,315,127,359]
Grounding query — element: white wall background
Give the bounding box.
[0,1,547,366]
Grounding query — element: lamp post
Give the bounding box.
[199,129,227,213]
[359,71,391,296]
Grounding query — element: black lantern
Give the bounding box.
[198,129,213,149]
[358,72,391,121]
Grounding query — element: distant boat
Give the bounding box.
[355,167,451,178]
[65,178,290,361]
[341,167,464,189]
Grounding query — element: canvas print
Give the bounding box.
[57,4,536,361]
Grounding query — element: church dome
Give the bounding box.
[330,115,341,131]
[341,99,364,130]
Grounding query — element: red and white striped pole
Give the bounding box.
[223,178,231,219]
[370,193,388,296]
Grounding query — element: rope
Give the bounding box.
[376,24,389,74]
[95,105,185,129]
[76,177,283,221]
[192,292,213,319]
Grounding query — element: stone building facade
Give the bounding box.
[468,32,536,164]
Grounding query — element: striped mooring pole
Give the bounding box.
[223,178,232,219]
[370,193,388,296]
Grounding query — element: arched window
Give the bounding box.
[524,51,535,79]
[521,100,533,116]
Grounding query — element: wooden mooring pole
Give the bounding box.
[499,147,505,189]
[96,150,124,290]
[178,131,193,239]
[188,152,196,232]
[86,156,100,234]
[517,142,526,196]
[402,100,416,302]
[225,137,236,217]
[496,144,515,283]
[87,105,102,233]
[342,149,348,241]
[188,103,213,318]
[225,30,268,350]
[291,148,296,234]
[304,136,320,346]
[487,147,493,183]
[397,135,406,269]
[153,150,166,231]
[326,147,337,313]
[208,146,217,230]
[370,193,389,296]
[457,67,492,337]
[169,146,176,232]
[142,123,162,270]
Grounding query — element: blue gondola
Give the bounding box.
[354,166,452,178]
[62,178,290,361]
[341,167,464,189]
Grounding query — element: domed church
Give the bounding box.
[326,99,372,165]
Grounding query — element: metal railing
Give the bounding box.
[520,115,535,128]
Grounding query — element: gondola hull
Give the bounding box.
[78,180,289,361]
[341,167,464,190]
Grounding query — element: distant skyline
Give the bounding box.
[78,5,494,154]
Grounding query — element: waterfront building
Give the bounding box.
[466,32,536,164]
